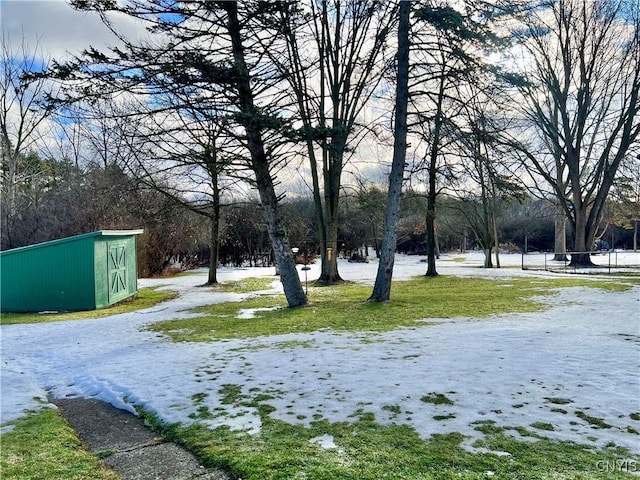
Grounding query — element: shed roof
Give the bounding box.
[0,230,144,257]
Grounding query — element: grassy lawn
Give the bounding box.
[4,274,638,479]
[140,386,640,480]
[2,395,638,480]
[142,275,639,477]
[148,275,631,341]
[207,276,277,293]
[0,288,177,325]
[0,408,120,480]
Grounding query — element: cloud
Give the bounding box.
[1,0,146,62]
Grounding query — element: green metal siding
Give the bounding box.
[1,230,142,313]
[1,235,96,312]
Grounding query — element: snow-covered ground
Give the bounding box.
[1,252,639,454]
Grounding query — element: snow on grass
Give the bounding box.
[309,433,341,450]
[1,253,639,455]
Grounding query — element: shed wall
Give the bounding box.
[1,237,96,312]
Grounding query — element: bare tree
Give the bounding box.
[274,0,397,284]
[510,0,640,266]
[452,83,528,267]
[610,152,640,250]
[369,0,410,302]
[49,1,308,306]
[124,110,241,285]
[0,35,54,248]
[408,1,507,275]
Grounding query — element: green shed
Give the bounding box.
[0,230,144,313]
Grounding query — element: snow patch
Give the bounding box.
[237,306,281,319]
[310,434,340,450]
[1,254,639,453]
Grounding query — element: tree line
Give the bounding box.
[2,0,639,306]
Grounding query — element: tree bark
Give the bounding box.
[480,168,493,268]
[425,72,446,277]
[568,202,595,267]
[224,1,306,307]
[369,1,410,302]
[490,180,500,268]
[492,209,500,268]
[425,209,437,276]
[483,248,493,268]
[207,206,219,285]
[553,209,568,261]
[318,165,343,284]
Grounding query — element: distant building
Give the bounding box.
[1,230,143,312]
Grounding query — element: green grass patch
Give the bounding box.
[576,411,613,429]
[210,277,276,293]
[219,384,245,405]
[138,392,639,480]
[175,270,202,277]
[421,393,455,406]
[0,288,177,325]
[610,274,640,284]
[0,408,120,480]
[531,422,555,431]
[545,397,573,405]
[147,275,630,342]
[433,414,456,421]
[550,408,568,414]
[382,405,402,416]
[191,392,209,404]
[471,420,504,435]
[230,339,316,352]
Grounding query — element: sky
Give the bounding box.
[2,252,640,455]
[0,0,392,191]
[1,0,144,62]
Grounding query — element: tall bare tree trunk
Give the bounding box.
[425,72,446,277]
[425,209,437,276]
[1,38,53,249]
[569,198,595,267]
[553,208,568,261]
[370,1,410,302]
[490,180,500,268]
[319,153,343,284]
[207,203,220,285]
[512,0,639,268]
[492,208,500,268]
[480,180,493,267]
[225,2,306,307]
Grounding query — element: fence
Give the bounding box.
[521,251,640,274]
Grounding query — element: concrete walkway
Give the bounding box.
[53,398,231,480]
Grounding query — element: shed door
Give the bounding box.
[107,241,128,303]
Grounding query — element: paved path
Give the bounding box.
[53,398,231,480]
